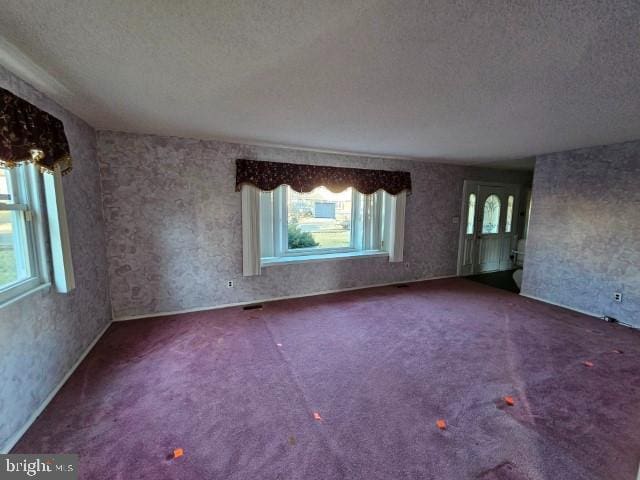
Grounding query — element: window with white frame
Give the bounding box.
[260,185,387,262]
[0,165,47,304]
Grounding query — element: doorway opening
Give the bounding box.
[457,181,522,285]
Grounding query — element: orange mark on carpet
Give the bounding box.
[504,396,515,406]
[436,419,446,430]
[313,412,323,421]
[582,361,594,368]
[172,448,184,459]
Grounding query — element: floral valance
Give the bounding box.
[235,159,411,195]
[1,87,72,175]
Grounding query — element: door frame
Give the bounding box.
[456,180,521,276]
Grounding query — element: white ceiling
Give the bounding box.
[1,1,639,168]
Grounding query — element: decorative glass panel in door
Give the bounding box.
[482,195,501,234]
[505,195,514,233]
[477,187,504,273]
[458,192,477,275]
[466,193,476,235]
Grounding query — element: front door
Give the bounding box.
[477,185,505,272]
[457,182,520,275]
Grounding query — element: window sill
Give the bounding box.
[262,250,388,267]
[0,281,51,309]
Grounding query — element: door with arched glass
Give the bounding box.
[477,186,505,272]
[457,181,520,275]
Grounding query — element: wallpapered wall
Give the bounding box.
[521,141,640,327]
[97,131,532,319]
[0,67,112,450]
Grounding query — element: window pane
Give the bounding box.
[466,193,476,235]
[0,166,37,296]
[0,168,13,204]
[482,194,501,234]
[0,210,20,288]
[505,195,514,233]
[287,186,352,249]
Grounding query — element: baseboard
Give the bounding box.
[1,321,112,454]
[519,292,603,318]
[521,292,639,329]
[114,274,458,322]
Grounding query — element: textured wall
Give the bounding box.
[97,131,531,319]
[0,67,112,450]
[522,141,640,327]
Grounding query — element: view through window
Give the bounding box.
[0,168,22,288]
[287,186,353,250]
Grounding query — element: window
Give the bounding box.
[287,187,353,250]
[482,194,501,234]
[505,195,514,233]
[0,165,46,304]
[466,193,476,235]
[260,185,387,263]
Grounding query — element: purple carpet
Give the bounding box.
[13,278,640,479]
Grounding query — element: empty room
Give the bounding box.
[1,1,639,479]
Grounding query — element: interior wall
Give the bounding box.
[97,131,532,319]
[0,67,112,450]
[522,140,640,327]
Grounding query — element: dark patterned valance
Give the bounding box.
[0,87,72,175]
[236,159,411,195]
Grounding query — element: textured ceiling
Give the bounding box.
[1,1,639,167]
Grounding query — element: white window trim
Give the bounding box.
[262,250,388,267]
[0,278,51,307]
[0,164,50,306]
[242,184,407,274]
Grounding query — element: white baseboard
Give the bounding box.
[2,321,112,454]
[519,292,602,319]
[114,274,458,322]
[520,293,640,330]
[520,293,638,329]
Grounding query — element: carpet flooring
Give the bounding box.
[13,278,640,479]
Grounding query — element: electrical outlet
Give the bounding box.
[613,292,622,302]
[227,280,234,288]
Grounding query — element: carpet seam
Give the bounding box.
[256,312,351,478]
